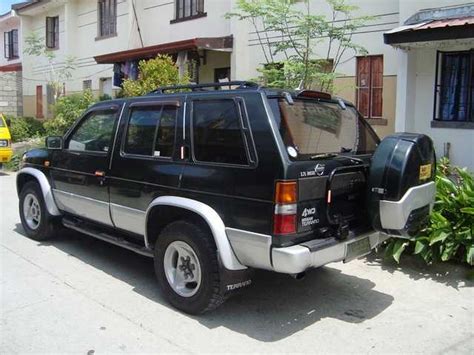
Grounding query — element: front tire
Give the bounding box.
[19,181,58,241]
[154,221,225,314]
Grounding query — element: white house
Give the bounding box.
[385,1,474,170]
[0,9,22,116]
[15,0,400,140]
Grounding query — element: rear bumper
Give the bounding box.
[271,232,389,274]
[379,181,435,231]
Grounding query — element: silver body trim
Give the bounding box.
[226,228,272,270]
[52,189,114,226]
[110,203,146,236]
[145,196,247,271]
[17,168,61,216]
[379,181,435,230]
[272,232,389,274]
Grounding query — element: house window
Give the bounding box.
[3,29,19,59]
[173,0,205,22]
[83,80,92,91]
[356,55,383,118]
[98,0,117,38]
[46,16,59,49]
[434,50,474,122]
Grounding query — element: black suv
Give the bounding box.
[17,81,436,314]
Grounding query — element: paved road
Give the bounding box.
[1,171,473,354]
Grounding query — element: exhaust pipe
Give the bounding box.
[290,272,306,280]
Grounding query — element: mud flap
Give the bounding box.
[218,262,254,296]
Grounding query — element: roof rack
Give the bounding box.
[148,81,260,95]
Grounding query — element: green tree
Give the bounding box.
[122,55,190,97]
[43,90,96,135]
[24,32,76,103]
[226,0,373,91]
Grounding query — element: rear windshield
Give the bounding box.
[269,98,379,159]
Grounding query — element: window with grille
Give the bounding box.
[83,80,92,91]
[46,16,59,49]
[434,50,474,122]
[356,55,383,119]
[3,29,18,59]
[174,0,205,22]
[98,0,117,38]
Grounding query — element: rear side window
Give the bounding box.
[124,105,177,157]
[192,99,248,165]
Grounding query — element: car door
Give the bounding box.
[179,94,258,227]
[108,98,184,236]
[50,104,122,226]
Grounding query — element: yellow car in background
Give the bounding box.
[0,114,13,167]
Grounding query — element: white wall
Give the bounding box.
[20,0,235,98]
[231,0,400,80]
[412,47,474,170]
[393,0,474,170]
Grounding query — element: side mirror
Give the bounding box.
[5,118,11,127]
[45,136,63,150]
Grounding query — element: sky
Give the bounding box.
[0,0,23,15]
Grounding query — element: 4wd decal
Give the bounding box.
[301,207,319,227]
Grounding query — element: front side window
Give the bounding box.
[435,50,474,122]
[67,110,117,152]
[174,0,205,21]
[4,29,18,59]
[192,99,248,165]
[98,0,117,38]
[269,98,379,159]
[124,105,177,157]
[46,16,59,49]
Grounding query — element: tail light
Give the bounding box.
[273,180,297,235]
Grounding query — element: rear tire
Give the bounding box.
[154,221,225,314]
[19,181,58,241]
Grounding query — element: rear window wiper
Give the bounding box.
[310,153,338,160]
[310,153,365,164]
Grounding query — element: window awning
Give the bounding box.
[385,15,474,45]
[94,36,233,64]
[0,63,22,72]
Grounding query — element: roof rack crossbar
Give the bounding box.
[148,81,260,95]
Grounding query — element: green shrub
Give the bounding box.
[7,115,45,142]
[98,93,112,101]
[122,55,189,97]
[4,153,21,171]
[3,138,44,171]
[44,89,95,135]
[385,158,474,266]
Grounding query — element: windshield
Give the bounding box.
[0,117,5,127]
[269,98,379,159]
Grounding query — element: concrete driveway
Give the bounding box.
[1,171,473,354]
